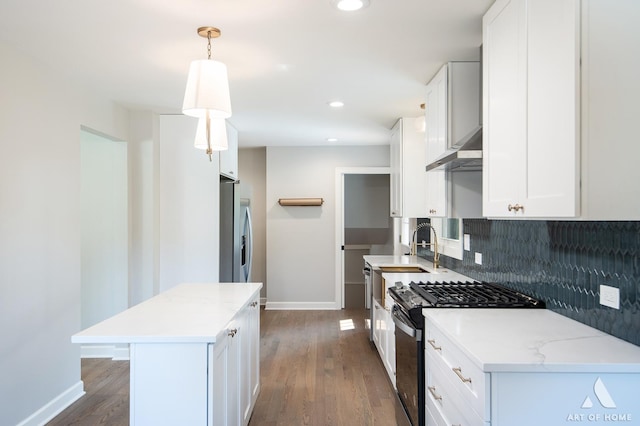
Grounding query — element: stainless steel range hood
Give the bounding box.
[425,125,482,172]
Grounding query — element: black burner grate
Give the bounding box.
[409,281,545,308]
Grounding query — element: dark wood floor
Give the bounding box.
[47,358,129,425]
[48,308,409,426]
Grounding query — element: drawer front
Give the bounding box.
[426,351,486,426]
[425,395,449,426]
[425,321,489,420]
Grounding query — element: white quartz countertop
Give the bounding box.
[363,255,474,282]
[423,308,640,373]
[72,282,262,344]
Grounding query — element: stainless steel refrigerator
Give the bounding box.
[220,180,253,282]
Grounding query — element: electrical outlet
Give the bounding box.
[464,234,471,251]
[600,285,620,309]
[475,252,482,265]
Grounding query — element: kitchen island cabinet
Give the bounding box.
[423,308,640,426]
[72,283,262,426]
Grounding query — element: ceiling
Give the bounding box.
[0,0,493,148]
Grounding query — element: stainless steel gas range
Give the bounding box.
[388,280,545,426]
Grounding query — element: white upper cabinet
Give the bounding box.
[483,0,640,220]
[482,0,580,218]
[390,118,426,218]
[579,0,640,220]
[220,121,238,180]
[425,62,482,219]
[424,66,448,217]
[389,121,402,217]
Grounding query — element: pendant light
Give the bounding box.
[194,117,228,151]
[182,26,232,160]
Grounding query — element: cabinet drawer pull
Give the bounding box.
[427,386,442,401]
[452,367,472,383]
[250,301,258,307]
[508,203,524,212]
[427,339,442,351]
[429,209,437,214]
[228,328,238,337]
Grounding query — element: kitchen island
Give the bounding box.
[423,308,640,426]
[72,282,262,426]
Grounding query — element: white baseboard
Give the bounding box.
[260,297,267,306]
[80,344,130,360]
[265,301,339,310]
[16,381,84,426]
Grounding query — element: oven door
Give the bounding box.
[392,305,425,426]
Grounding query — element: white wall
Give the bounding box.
[265,145,389,309]
[0,42,130,426]
[80,130,128,329]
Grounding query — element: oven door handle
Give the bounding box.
[392,306,422,340]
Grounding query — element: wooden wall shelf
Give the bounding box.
[278,198,324,206]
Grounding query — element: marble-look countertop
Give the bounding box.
[423,308,640,373]
[72,283,262,344]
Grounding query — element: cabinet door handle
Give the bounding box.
[250,301,258,307]
[427,386,442,401]
[508,203,524,212]
[427,339,442,351]
[452,367,472,384]
[429,209,437,214]
[228,328,238,337]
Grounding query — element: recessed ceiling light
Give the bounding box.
[328,100,344,108]
[332,0,370,12]
[327,138,338,142]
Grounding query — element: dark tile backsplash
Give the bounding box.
[416,219,640,346]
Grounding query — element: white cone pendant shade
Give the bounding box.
[182,59,232,119]
[195,117,228,151]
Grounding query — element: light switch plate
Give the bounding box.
[600,285,620,309]
[475,252,482,265]
[464,234,471,251]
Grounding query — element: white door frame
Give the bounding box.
[334,167,390,309]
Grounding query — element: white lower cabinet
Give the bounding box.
[208,321,240,426]
[372,298,396,389]
[372,299,384,359]
[425,322,489,426]
[241,298,260,425]
[208,296,260,426]
[424,312,640,426]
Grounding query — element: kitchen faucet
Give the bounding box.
[410,222,440,269]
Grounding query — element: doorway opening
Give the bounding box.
[80,128,128,357]
[335,167,392,309]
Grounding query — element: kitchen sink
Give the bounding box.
[378,266,430,273]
